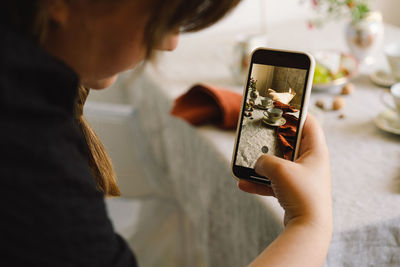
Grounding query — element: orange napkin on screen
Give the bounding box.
[274,102,299,160]
[170,84,242,129]
[277,113,298,160]
[274,101,297,113]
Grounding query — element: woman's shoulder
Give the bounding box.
[0,25,101,205]
[0,25,79,116]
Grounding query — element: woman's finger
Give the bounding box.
[238,180,275,196]
[298,114,327,159]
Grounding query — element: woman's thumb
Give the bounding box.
[254,154,289,183]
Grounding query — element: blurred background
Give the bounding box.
[85,0,400,266]
[88,0,400,102]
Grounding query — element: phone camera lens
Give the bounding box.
[261,146,269,153]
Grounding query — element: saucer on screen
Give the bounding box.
[374,109,400,135]
[369,70,396,88]
[262,117,286,127]
[256,103,274,110]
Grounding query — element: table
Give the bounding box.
[119,20,400,266]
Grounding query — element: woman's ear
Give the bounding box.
[41,0,70,26]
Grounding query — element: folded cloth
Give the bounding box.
[274,102,299,160]
[277,114,298,160]
[273,101,298,113]
[170,84,242,129]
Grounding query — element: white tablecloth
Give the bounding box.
[107,20,400,266]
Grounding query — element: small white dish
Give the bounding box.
[369,70,396,88]
[262,117,286,127]
[374,109,400,135]
[312,51,359,91]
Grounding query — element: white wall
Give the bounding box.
[201,0,400,35]
[373,0,400,27]
[199,0,313,34]
[252,64,274,96]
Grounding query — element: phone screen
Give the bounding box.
[232,49,313,184]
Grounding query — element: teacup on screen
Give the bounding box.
[260,96,273,108]
[264,108,283,123]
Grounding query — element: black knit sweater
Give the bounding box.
[0,25,137,267]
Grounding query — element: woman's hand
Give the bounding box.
[239,114,332,267]
[238,114,331,230]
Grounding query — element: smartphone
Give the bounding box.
[231,48,315,185]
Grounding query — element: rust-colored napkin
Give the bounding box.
[274,102,299,160]
[170,84,242,129]
[274,101,297,113]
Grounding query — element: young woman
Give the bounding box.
[0,1,332,266]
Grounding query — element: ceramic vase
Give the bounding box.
[250,89,259,102]
[345,11,384,65]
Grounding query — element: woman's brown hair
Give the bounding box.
[2,0,241,196]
